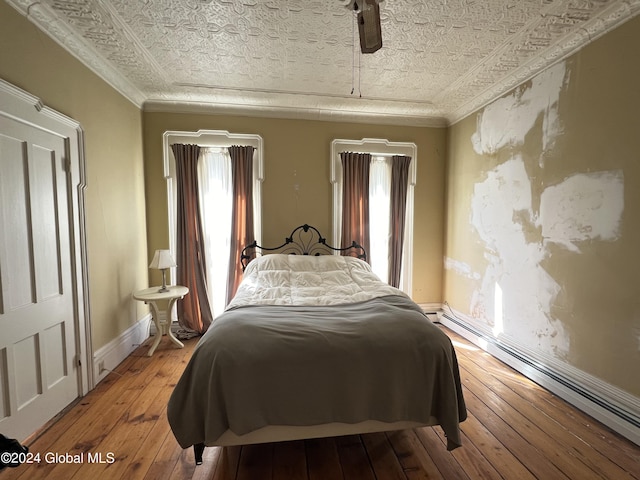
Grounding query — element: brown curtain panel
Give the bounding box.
[388,155,412,288]
[172,143,213,334]
[340,152,371,260]
[226,145,256,304]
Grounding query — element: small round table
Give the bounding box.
[133,285,189,356]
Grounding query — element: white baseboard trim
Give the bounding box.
[438,307,640,446]
[93,314,151,384]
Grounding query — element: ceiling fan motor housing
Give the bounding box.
[357,0,383,53]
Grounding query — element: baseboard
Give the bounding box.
[93,314,151,384]
[438,308,640,446]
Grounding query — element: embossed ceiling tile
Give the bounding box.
[7,0,639,124]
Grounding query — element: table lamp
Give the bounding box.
[149,249,176,292]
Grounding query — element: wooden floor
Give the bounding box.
[4,326,639,480]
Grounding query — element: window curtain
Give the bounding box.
[388,155,412,288]
[198,148,233,318]
[171,143,213,334]
[226,145,256,305]
[340,152,371,260]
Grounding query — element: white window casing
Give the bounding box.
[331,138,417,296]
[162,130,264,307]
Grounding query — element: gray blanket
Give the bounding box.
[167,295,466,450]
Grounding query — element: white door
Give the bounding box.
[0,112,80,441]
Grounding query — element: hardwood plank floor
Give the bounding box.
[3,326,638,479]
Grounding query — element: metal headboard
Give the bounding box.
[241,224,367,271]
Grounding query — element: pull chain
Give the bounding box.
[351,9,362,97]
[351,11,356,95]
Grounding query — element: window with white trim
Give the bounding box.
[331,138,417,296]
[163,130,263,316]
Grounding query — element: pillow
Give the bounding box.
[244,253,369,276]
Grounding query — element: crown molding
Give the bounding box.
[446,0,640,124]
[7,0,146,107]
[143,99,449,128]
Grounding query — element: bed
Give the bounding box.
[167,224,467,464]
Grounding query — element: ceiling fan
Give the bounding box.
[342,0,384,54]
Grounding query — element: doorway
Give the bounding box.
[0,79,91,442]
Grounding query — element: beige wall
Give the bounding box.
[143,113,447,303]
[0,2,148,351]
[444,15,640,396]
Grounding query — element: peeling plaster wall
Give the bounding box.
[469,156,568,355]
[471,62,566,159]
[444,15,640,397]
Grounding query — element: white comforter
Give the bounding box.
[227,254,405,309]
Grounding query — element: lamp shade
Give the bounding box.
[149,249,176,270]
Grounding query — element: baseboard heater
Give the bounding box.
[439,311,640,446]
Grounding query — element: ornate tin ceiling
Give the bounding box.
[7,0,639,125]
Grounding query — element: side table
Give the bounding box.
[133,285,189,356]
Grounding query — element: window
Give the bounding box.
[198,147,233,316]
[331,138,417,295]
[163,130,263,317]
[369,155,392,283]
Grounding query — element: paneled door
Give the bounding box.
[0,95,83,441]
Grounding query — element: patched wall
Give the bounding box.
[444,16,640,396]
